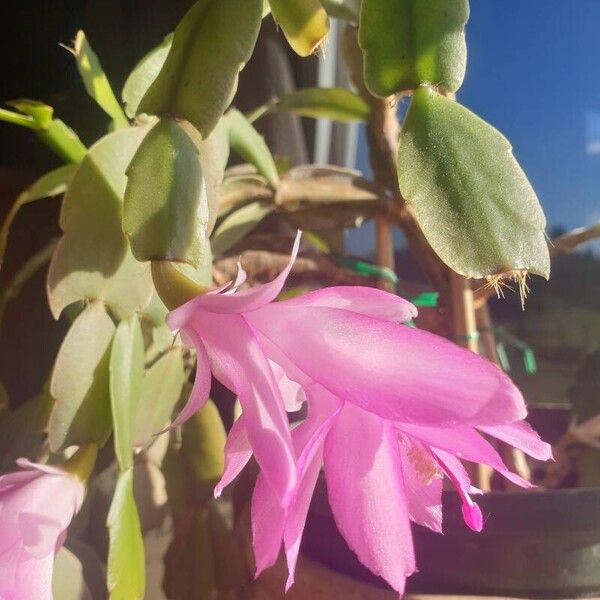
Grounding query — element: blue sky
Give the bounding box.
[354,1,600,252]
[460,0,600,232]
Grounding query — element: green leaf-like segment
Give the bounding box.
[1,100,87,163]
[181,400,226,485]
[107,469,146,600]
[225,109,279,186]
[211,200,273,256]
[397,87,550,279]
[264,87,369,122]
[123,118,210,267]
[71,31,129,129]
[268,0,329,57]
[48,302,115,451]
[137,0,263,138]
[110,315,144,470]
[122,34,173,119]
[52,548,95,600]
[133,347,185,449]
[47,127,154,319]
[6,99,53,128]
[359,0,469,97]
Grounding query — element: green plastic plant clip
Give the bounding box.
[333,255,399,284]
[496,342,511,372]
[523,348,538,375]
[411,291,439,307]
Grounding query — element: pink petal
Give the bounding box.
[191,311,296,504]
[283,387,341,590]
[292,385,342,473]
[478,421,552,461]
[283,444,323,592]
[400,423,534,489]
[165,264,250,332]
[397,434,443,533]
[431,449,483,532]
[18,512,63,559]
[188,231,301,315]
[14,459,66,477]
[0,469,39,491]
[250,385,341,585]
[279,286,417,323]
[323,404,415,594]
[0,472,82,555]
[251,471,286,577]
[248,305,526,426]
[252,330,313,389]
[214,417,252,498]
[170,330,211,429]
[269,360,306,412]
[0,467,83,600]
[222,261,247,294]
[0,542,20,600]
[15,547,55,600]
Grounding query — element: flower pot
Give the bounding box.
[303,479,600,599]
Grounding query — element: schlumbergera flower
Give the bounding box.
[0,447,93,600]
[166,232,551,595]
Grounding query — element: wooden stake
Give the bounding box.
[450,271,478,352]
[476,303,500,363]
[375,215,395,292]
[450,272,494,490]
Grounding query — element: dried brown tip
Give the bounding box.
[484,269,530,309]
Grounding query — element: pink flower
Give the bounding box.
[167,232,551,594]
[0,458,85,600]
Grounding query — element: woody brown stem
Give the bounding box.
[476,303,533,487]
[476,303,500,363]
[341,24,449,297]
[374,216,395,291]
[450,271,479,353]
[449,272,493,490]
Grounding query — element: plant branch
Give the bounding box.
[341,25,449,296]
[551,221,600,255]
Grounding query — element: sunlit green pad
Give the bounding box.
[122,34,173,119]
[225,109,279,186]
[71,31,129,129]
[2,99,87,163]
[211,199,273,256]
[48,302,115,452]
[5,98,53,128]
[137,0,263,138]
[269,0,329,57]
[107,469,146,600]
[182,400,227,483]
[133,347,185,449]
[47,127,154,319]
[398,87,550,280]
[359,0,469,97]
[124,119,211,267]
[268,87,369,122]
[110,315,144,470]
